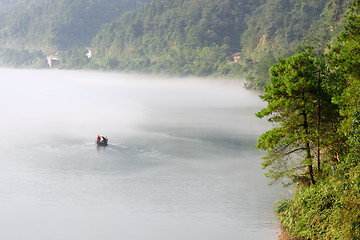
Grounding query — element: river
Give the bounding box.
[0,69,283,240]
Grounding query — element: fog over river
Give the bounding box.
[0,69,284,240]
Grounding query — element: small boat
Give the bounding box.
[96,140,108,147]
[96,135,108,147]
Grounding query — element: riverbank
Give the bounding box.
[278,227,304,240]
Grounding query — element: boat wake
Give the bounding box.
[24,142,164,161]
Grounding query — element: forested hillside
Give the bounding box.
[90,0,350,89]
[0,0,150,67]
[90,0,261,75]
[0,0,353,89]
[243,0,349,89]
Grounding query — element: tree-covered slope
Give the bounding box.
[243,0,350,89]
[0,0,353,84]
[0,0,150,67]
[90,0,263,75]
[90,0,351,87]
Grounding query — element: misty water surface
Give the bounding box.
[0,69,283,240]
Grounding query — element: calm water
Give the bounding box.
[0,69,283,240]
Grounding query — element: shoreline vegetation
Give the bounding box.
[257,1,360,239]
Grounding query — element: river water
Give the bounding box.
[0,69,283,240]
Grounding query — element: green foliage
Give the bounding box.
[88,0,351,83]
[244,52,277,89]
[265,1,360,239]
[0,0,351,75]
[91,0,254,76]
[327,0,360,135]
[0,0,150,68]
[242,0,351,90]
[57,47,91,69]
[276,172,360,239]
[0,49,47,68]
[256,49,341,185]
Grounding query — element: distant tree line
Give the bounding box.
[0,0,352,88]
[88,0,350,89]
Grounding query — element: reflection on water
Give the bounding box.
[0,69,282,240]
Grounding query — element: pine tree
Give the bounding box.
[256,49,339,185]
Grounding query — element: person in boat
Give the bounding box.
[101,136,108,144]
[96,134,101,143]
[96,135,108,146]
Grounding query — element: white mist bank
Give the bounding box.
[0,69,265,144]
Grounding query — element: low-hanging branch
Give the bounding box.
[284,147,307,156]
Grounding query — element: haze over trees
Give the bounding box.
[90,0,351,86]
[0,0,150,67]
[0,0,352,89]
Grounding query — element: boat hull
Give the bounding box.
[96,141,108,147]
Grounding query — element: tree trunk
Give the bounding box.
[306,141,315,185]
[317,98,321,174]
[303,107,316,185]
